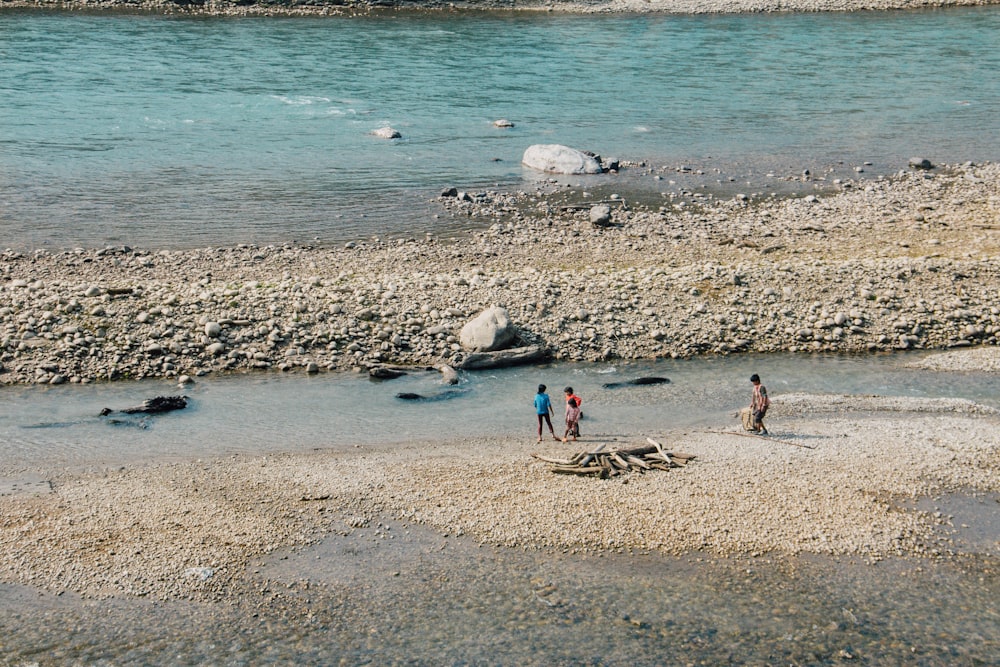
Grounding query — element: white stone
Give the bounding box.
[371,126,402,139]
[460,306,516,352]
[522,144,602,175]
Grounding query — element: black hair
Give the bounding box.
[750,374,760,383]
[564,386,573,394]
[567,398,577,408]
[538,384,546,393]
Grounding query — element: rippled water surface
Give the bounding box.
[2,520,998,665]
[2,8,999,248]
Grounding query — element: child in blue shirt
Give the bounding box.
[534,384,556,442]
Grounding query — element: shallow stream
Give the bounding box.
[4,351,1000,469]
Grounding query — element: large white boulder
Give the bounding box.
[460,306,516,352]
[522,144,603,175]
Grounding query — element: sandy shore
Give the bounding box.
[2,382,998,602]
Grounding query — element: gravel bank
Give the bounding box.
[2,161,999,386]
[906,344,1000,372]
[2,0,998,15]
[1,394,997,602]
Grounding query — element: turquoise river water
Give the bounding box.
[1,7,999,248]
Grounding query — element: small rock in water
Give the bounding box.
[372,126,402,139]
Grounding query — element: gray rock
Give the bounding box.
[459,306,516,352]
[909,157,934,170]
[437,364,459,385]
[522,144,603,175]
[590,204,613,227]
[369,366,406,379]
[372,126,402,139]
[459,344,549,370]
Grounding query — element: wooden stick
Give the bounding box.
[531,454,575,465]
[624,454,651,470]
[610,453,631,470]
[551,465,604,476]
[705,429,816,449]
[578,443,606,467]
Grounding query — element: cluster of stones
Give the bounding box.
[1,161,998,385]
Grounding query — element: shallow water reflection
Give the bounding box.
[3,351,1000,470]
[2,518,997,665]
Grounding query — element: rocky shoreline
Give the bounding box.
[2,160,999,386]
[2,0,998,15]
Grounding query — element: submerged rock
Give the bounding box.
[395,389,467,402]
[369,366,407,380]
[602,377,670,389]
[100,395,189,416]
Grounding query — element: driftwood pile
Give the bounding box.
[532,438,695,478]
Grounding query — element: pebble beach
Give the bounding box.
[3,161,999,386]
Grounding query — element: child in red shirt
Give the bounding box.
[563,387,583,437]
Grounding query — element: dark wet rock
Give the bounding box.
[602,377,670,389]
[100,395,188,416]
[369,367,407,380]
[395,389,466,402]
[909,157,934,170]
